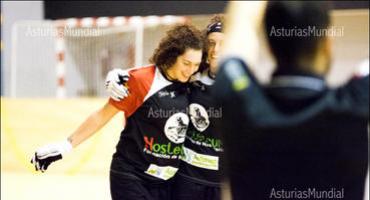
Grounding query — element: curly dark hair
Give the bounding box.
[199,14,225,72]
[150,24,204,72]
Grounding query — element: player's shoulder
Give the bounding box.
[128,65,156,80]
[125,65,157,97]
[191,70,214,86]
[108,65,157,115]
[335,75,369,117]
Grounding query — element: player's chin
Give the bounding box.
[209,59,218,69]
[178,75,191,83]
[177,79,189,83]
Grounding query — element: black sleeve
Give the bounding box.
[210,57,258,178]
[334,75,369,118]
[211,57,262,106]
[211,57,275,123]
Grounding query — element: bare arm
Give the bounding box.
[67,101,120,147]
[220,1,267,69]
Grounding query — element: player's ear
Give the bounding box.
[322,35,332,73]
[324,35,332,59]
[314,35,332,75]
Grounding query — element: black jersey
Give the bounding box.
[178,70,223,186]
[109,65,190,182]
[212,57,369,200]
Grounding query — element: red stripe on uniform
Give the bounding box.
[109,65,156,119]
[57,52,64,61]
[58,77,65,86]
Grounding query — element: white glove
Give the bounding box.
[105,68,130,101]
[30,140,72,172]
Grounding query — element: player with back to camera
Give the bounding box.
[213,2,369,200]
[105,15,226,200]
[31,24,204,200]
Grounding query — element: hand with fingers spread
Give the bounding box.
[31,140,72,172]
[105,68,130,101]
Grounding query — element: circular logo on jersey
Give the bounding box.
[189,103,210,132]
[164,113,189,144]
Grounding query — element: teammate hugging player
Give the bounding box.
[31,24,204,200]
[105,15,225,200]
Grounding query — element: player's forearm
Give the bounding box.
[67,102,119,148]
[222,2,267,67]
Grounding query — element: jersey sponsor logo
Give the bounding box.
[145,164,178,180]
[181,146,219,170]
[164,113,189,144]
[187,130,223,152]
[189,103,210,132]
[157,90,176,98]
[143,136,183,159]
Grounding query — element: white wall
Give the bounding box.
[1,3,368,97]
[1,1,44,96]
[254,9,369,87]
